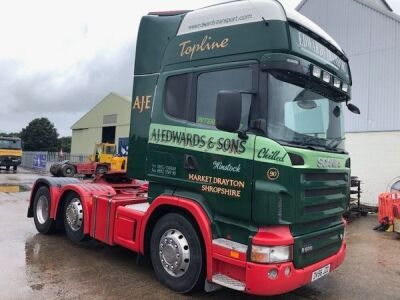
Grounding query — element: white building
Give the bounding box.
[297,0,400,204]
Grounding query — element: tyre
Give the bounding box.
[13,165,17,171]
[5,166,10,171]
[62,164,76,177]
[96,165,108,174]
[150,213,204,293]
[33,186,56,234]
[63,192,88,243]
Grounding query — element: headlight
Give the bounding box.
[251,245,292,263]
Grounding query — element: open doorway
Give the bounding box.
[102,126,116,143]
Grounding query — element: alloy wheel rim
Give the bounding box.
[65,198,83,231]
[158,229,190,277]
[36,195,49,224]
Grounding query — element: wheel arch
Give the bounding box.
[27,177,80,218]
[141,195,214,280]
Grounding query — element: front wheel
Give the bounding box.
[63,192,88,243]
[150,213,204,293]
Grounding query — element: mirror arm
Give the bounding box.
[237,130,249,140]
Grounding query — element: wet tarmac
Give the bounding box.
[1,169,400,299]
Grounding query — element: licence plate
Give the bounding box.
[311,264,330,282]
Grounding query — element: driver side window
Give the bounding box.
[196,67,253,129]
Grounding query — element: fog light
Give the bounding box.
[268,268,278,280]
[322,71,331,83]
[312,65,321,78]
[333,78,341,88]
[284,266,291,277]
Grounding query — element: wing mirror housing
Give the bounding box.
[347,102,360,114]
[215,90,242,133]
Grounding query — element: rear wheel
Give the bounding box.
[150,213,204,293]
[5,166,10,171]
[96,165,108,174]
[13,165,17,171]
[62,164,76,177]
[33,186,56,234]
[63,192,88,243]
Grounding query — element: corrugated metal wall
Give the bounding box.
[298,0,400,132]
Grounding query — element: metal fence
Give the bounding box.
[21,151,89,172]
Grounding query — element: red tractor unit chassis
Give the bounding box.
[27,174,346,295]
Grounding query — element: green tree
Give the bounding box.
[0,132,21,138]
[20,118,59,151]
[58,136,71,153]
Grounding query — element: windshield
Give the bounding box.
[0,139,21,149]
[267,74,345,152]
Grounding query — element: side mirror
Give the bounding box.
[347,103,360,114]
[215,90,242,133]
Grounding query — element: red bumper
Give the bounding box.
[244,242,346,296]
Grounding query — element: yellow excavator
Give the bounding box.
[50,143,127,177]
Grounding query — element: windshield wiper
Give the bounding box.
[275,139,323,151]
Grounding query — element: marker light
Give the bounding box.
[312,66,322,78]
[334,77,341,89]
[342,83,349,92]
[322,71,331,83]
[251,245,292,263]
[287,58,300,64]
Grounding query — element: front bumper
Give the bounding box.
[245,242,346,296]
[0,156,21,166]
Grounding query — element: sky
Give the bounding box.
[0,0,399,137]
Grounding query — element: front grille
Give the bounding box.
[305,173,346,181]
[291,170,349,267]
[304,188,343,197]
[304,202,342,213]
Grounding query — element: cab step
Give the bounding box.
[211,274,246,291]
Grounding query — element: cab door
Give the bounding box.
[183,64,258,221]
[146,71,192,198]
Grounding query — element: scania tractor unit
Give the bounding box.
[27,0,360,296]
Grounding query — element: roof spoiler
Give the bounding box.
[148,10,191,16]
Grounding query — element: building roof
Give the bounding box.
[71,92,131,130]
[377,0,393,11]
[297,0,399,23]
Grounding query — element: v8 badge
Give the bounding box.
[267,168,279,180]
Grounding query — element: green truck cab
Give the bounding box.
[28,0,359,296]
[129,0,354,294]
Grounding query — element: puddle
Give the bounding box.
[0,184,31,193]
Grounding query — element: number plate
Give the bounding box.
[311,264,330,282]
